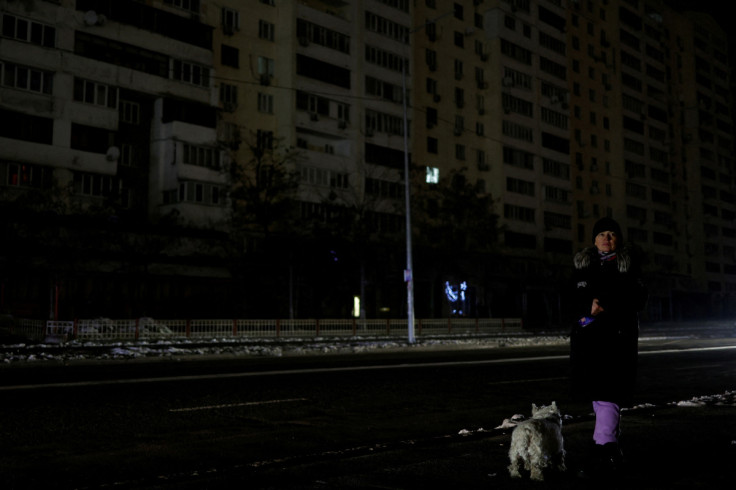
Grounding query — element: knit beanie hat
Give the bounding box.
[592,217,623,243]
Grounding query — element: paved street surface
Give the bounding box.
[1,328,735,489]
[169,404,734,490]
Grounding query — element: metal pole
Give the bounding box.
[402,58,415,344]
[400,11,453,344]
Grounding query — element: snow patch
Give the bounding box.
[0,335,570,364]
[482,391,736,436]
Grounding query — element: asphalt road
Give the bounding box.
[1,337,735,489]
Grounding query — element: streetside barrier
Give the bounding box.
[45,321,76,340]
[32,317,525,342]
[7,319,48,341]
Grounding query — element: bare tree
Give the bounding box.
[228,131,302,239]
[221,131,305,318]
[410,167,502,318]
[413,167,501,254]
[305,164,406,319]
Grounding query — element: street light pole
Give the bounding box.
[401,59,415,344]
[400,11,454,344]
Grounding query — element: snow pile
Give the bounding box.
[626,392,736,410]
[478,392,736,438]
[493,413,528,430]
[672,390,736,407]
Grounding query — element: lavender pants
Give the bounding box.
[592,401,621,445]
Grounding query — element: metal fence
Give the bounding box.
[6,319,48,341]
[35,317,524,342]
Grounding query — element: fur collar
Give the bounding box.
[574,246,631,273]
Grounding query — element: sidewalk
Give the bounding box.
[217,404,736,490]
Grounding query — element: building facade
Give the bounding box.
[411,0,573,322]
[1,0,231,319]
[1,0,734,324]
[566,0,735,319]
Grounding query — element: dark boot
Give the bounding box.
[598,442,624,474]
[577,442,624,480]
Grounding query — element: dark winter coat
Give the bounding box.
[569,245,647,405]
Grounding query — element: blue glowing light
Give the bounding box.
[444,280,468,315]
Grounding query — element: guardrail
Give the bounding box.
[37,317,524,342]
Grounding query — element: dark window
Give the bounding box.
[163,0,200,13]
[426,107,438,128]
[75,32,169,78]
[505,231,536,249]
[622,116,645,134]
[257,130,273,151]
[0,108,52,144]
[503,146,534,169]
[221,44,239,67]
[619,7,642,31]
[1,61,54,94]
[541,132,570,154]
[296,18,350,53]
[70,123,117,153]
[73,172,119,197]
[365,143,405,169]
[648,105,667,123]
[296,54,350,89]
[538,5,565,31]
[1,13,55,47]
[544,238,572,254]
[76,0,212,49]
[161,98,217,128]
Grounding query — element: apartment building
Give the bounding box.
[409,0,573,321]
[0,0,231,318]
[223,0,413,318]
[1,0,227,226]
[1,0,734,323]
[567,0,735,319]
[290,0,410,228]
[403,0,734,322]
[671,9,736,317]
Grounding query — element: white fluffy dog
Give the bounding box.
[507,401,566,481]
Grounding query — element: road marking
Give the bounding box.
[0,355,569,391]
[639,345,736,355]
[488,376,568,385]
[170,397,308,412]
[2,344,735,391]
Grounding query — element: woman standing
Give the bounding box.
[570,217,647,477]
